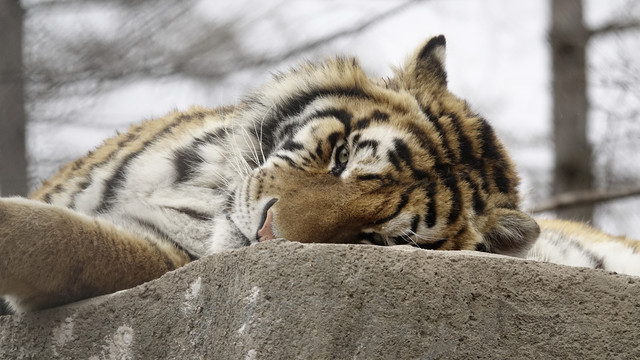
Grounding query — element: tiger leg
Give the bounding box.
[0,197,191,312]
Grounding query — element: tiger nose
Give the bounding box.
[256,198,278,242]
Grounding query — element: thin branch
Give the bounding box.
[589,20,640,37]
[29,0,426,91]
[530,187,640,213]
[238,0,426,69]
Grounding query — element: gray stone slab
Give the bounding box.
[1,240,639,359]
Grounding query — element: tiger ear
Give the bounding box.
[476,208,540,257]
[398,35,448,92]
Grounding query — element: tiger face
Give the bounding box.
[224,35,540,257]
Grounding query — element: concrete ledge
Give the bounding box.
[1,240,639,359]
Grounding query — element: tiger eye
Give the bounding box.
[337,147,349,164]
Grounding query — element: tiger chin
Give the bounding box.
[0,35,636,313]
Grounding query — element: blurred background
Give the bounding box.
[1,0,640,237]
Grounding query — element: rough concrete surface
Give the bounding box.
[1,240,639,359]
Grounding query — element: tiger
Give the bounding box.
[1,35,638,314]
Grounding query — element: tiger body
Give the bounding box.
[30,105,242,259]
[1,35,638,313]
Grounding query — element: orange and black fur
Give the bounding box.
[1,35,637,313]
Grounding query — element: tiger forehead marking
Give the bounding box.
[33,35,539,260]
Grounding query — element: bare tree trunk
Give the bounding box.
[550,0,592,222]
[0,0,28,197]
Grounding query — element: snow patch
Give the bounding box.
[238,286,261,336]
[245,349,258,360]
[89,325,134,360]
[182,277,203,314]
[51,316,75,356]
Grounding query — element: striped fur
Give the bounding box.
[531,219,640,276]
[1,35,637,312]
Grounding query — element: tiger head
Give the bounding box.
[224,35,539,257]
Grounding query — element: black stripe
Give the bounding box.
[315,142,324,159]
[373,185,417,225]
[353,110,390,131]
[327,132,341,149]
[478,118,506,193]
[70,158,85,171]
[410,214,420,234]
[421,106,453,163]
[198,128,226,145]
[96,121,182,214]
[176,112,196,123]
[277,122,301,143]
[423,182,437,228]
[266,98,360,154]
[353,117,371,131]
[275,154,304,170]
[69,127,144,209]
[461,173,485,215]
[493,164,511,194]
[417,239,446,250]
[311,108,353,137]
[405,122,444,162]
[471,184,485,215]
[477,163,491,193]
[39,183,64,204]
[443,174,462,224]
[405,123,456,208]
[387,149,402,172]
[273,108,353,152]
[392,139,428,181]
[165,207,211,221]
[447,112,477,166]
[281,140,304,152]
[97,150,139,213]
[257,120,277,158]
[174,146,203,183]
[117,132,138,147]
[273,87,370,122]
[449,226,467,250]
[371,110,389,122]
[356,173,396,188]
[356,139,379,156]
[79,181,90,191]
[356,174,384,182]
[478,118,501,159]
[132,216,198,262]
[393,139,413,165]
